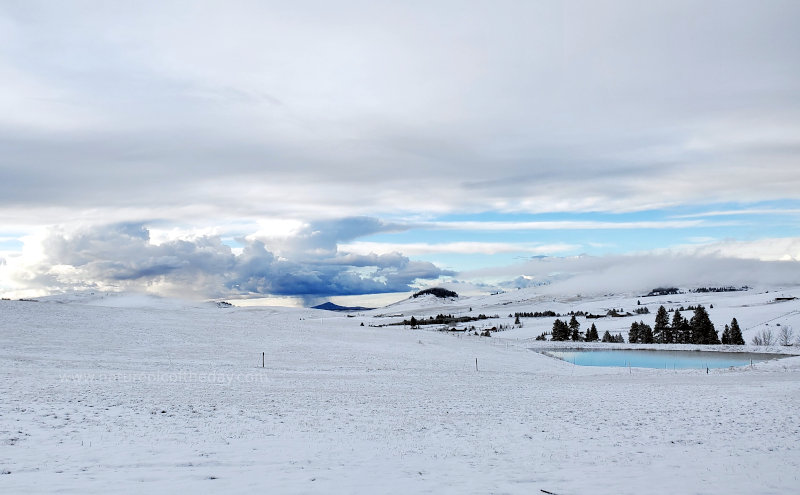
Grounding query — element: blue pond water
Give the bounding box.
[543,349,784,369]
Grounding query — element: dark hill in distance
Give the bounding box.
[312,302,373,312]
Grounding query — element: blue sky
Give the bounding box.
[352,200,800,272]
[1,1,799,303]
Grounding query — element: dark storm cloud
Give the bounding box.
[273,217,407,258]
[27,222,446,297]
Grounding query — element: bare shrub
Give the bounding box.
[778,326,795,346]
[751,328,776,346]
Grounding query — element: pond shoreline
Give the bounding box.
[536,347,791,369]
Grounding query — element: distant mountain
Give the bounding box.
[312,302,373,312]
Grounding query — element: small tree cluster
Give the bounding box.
[628,321,654,344]
[514,310,561,318]
[585,323,599,342]
[601,330,624,343]
[551,319,571,341]
[720,318,745,345]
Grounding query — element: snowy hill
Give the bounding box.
[2,288,800,494]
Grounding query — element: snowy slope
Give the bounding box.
[1,289,800,494]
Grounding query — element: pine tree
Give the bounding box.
[585,323,599,342]
[639,321,654,344]
[729,318,745,345]
[654,305,670,343]
[551,319,570,341]
[721,324,731,344]
[628,321,640,344]
[601,330,613,342]
[569,315,582,341]
[672,309,689,344]
[690,305,719,345]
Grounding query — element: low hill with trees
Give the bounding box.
[412,288,458,299]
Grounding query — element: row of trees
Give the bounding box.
[550,315,627,342]
[550,306,745,345]
[631,305,743,345]
[653,305,743,345]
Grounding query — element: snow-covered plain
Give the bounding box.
[2,288,800,494]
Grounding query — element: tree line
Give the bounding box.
[548,305,744,345]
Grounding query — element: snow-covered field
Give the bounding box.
[2,288,800,494]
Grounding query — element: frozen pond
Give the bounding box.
[542,348,786,369]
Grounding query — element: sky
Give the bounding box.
[1,0,799,305]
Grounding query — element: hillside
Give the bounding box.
[1,288,799,494]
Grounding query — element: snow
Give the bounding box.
[2,288,800,493]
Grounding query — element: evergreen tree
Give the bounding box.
[729,318,745,345]
[628,321,641,344]
[721,324,731,344]
[639,321,654,344]
[569,315,582,341]
[601,330,613,342]
[690,305,719,345]
[654,305,670,343]
[551,319,570,341]
[585,323,599,342]
[672,309,690,344]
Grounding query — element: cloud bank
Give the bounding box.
[7,221,449,299]
[1,1,799,227]
[469,250,800,296]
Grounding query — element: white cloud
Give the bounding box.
[463,238,800,295]
[423,220,724,231]
[668,237,800,262]
[673,209,800,219]
[341,241,580,256]
[0,1,798,220]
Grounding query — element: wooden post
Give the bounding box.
[475,358,478,371]
[262,352,265,368]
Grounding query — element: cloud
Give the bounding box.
[499,276,549,290]
[2,2,799,298]
[672,209,800,219]
[341,241,580,256]
[469,248,800,296]
[0,1,798,225]
[250,217,407,258]
[668,237,800,262]
[422,220,725,231]
[10,221,447,299]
